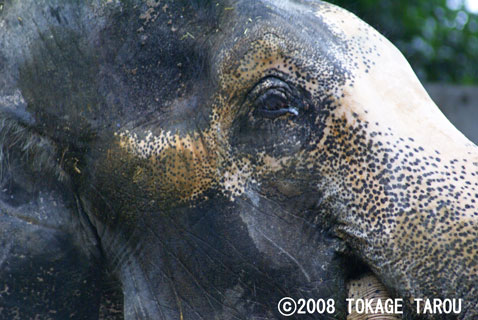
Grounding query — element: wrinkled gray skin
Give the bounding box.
[1,0,477,319]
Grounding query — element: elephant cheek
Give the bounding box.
[107,131,218,205]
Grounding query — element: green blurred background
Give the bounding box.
[329,0,478,84]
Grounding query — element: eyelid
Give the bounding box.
[255,88,288,107]
[257,106,299,118]
[248,77,292,101]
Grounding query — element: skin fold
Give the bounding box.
[0,0,476,319]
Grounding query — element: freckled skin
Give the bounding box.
[1,0,477,319]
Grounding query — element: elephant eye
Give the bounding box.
[250,77,299,119]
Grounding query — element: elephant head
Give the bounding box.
[0,0,476,319]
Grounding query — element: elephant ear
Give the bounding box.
[0,117,113,319]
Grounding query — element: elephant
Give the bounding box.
[0,0,476,319]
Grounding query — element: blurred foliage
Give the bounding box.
[329,0,478,84]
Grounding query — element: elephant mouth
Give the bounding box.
[346,273,401,320]
[338,249,402,319]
